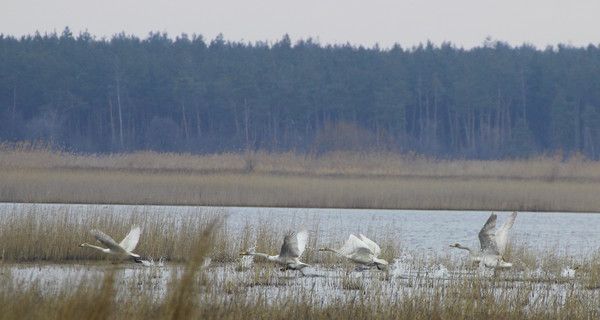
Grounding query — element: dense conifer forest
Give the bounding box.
[1,28,599,158]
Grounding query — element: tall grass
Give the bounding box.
[0,270,117,319]
[2,145,600,211]
[2,142,600,180]
[0,205,229,263]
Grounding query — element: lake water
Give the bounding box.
[221,206,600,255]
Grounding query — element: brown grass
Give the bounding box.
[2,145,600,211]
[2,142,600,179]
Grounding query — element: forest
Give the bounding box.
[1,27,599,159]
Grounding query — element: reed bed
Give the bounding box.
[2,142,600,180]
[2,169,600,211]
[0,204,228,263]
[2,145,600,211]
[2,246,600,319]
[0,204,394,265]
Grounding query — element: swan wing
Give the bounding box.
[119,225,141,252]
[295,230,309,257]
[91,229,129,255]
[337,234,372,257]
[279,231,305,259]
[350,246,376,263]
[495,211,517,255]
[359,234,382,257]
[478,213,500,255]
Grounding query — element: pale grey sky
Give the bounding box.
[2,0,599,49]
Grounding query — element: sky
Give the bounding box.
[2,0,599,49]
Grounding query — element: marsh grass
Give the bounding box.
[3,145,600,318]
[3,145,600,211]
[3,143,600,181]
[0,266,117,320]
[163,217,219,319]
[3,239,600,319]
[0,216,220,320]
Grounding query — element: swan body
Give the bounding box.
[319,234,388,270]
[80,225,142,262]
[240,230,310,274]
[450,211,517,269]
[561,265,579,278]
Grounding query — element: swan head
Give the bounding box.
[318,247,329,252]
[449,243,462,248]
[374,258,389,267]
[240,251,251,256]
[79,243,88,247]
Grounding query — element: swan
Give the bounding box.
[450,211,517,268]
[561,265,580,278]
[240,230,310,274]
[319,234,389,270]
[80,225,142,263]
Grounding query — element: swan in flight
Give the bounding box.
[319,234,389,270]
[80,225,142,263]
[240,230,310,274]
[450,212,517,269]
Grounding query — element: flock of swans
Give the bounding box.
[79,211,519,275]
[239,231,389,275]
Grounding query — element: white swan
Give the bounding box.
[240,230,310,274]
[80,225,142,262]
[561,265,580,278]
[450,211,517,269]
[319,234,389,270]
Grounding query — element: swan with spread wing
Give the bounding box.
[240,230,311,274]
[450,211,517,268]
[80,225,142,263]
[319,234,388,270]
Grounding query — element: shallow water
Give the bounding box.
[2,259,590,308]
[3,202,600,311]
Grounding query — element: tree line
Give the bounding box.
[1,28,600,159]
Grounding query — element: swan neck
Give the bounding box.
[82,243,109,253]
[458,245,475,255]
[324,247,346,257]
[247,252,272,260]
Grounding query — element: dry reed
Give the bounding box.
[2,145,600,211]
